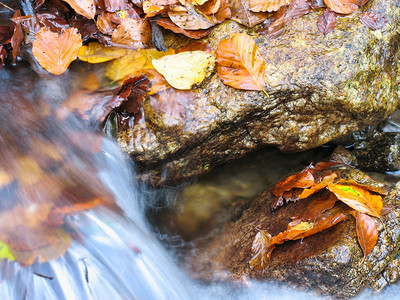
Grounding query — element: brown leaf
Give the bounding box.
[156,18,214,39]
[272,164,315,198]
[271,188,303,210]
[168,5,216,30]
[360,12,386,31]
[145,69,170,95]
[250,213,348,270]
[0,46,6,66]
[198,0,221,15]
[11,10,24,63]
[177,40,214,53]
[258,6,286,38]
[355,0,368,6]
[111,18,151,49]
[104,0,128,11]
[283,0,311,23]
[228,0,267,27]
[314,160,347,171]
[249,0,291,12]
[147,88,194,117]
[351,211,378,265]
[324,0,358,14]
[63,0,96,19]
[317,8,337,35]
[32,27,82,75]
[327,184,383,218]
[96,11,119,35]
[290,192,338,224]
[217,33,267,91]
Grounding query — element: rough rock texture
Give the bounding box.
[184,167,400,299]
[118,0,400,186]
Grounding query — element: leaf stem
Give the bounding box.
[0,1,15,12]
[262,88,269,97]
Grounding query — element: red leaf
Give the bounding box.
[351,211,378,265]
[272,164,315,198]
[11,10,24,63]
[360,12,386,31]
[317,8,337,35]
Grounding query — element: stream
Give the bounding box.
[1,63,400,299]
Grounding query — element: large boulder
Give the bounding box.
[117,0,400,186]
[183,167,400,299]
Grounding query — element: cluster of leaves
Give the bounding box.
[249,161,391,271]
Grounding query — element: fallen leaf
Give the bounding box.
[258,6,286,39]
[217,33,267,92]
[283,0,311,23]
[272,164,315,198]
[96,11,120,35]
[168,5,216,30]
[32,27,82,75]
[351,211,378,265]
[177,40,214,53]
[11,10,24,63]
[156,18,214,39]
[0,170,13,188]
[271,188,303,210]
[299,172,337,199]
[104,0,127,11]
[111,18,151,49]
[317,8,337,35]
[250,213,348,270]
[314,161,347,171]
[360,12,386,31]
[355,0,368,5]
[63,0,96,19]
[324,0,358,14]
[228,0,267,27]
[336,179,389,196]
[145,69,170,95]
[78,42,127,63]
[153,51,216,90]
[148,88,194,116]
[198,0,221,15]
[249,0,291,12]
[327,184,383,218]
[290,192,338,224]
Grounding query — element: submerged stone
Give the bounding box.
[118,0,400,186]
[183,167,400,299]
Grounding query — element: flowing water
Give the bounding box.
[1,64,400,300]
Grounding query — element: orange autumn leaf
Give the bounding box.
[217,33,267,92]
[156,18,214,39]
[111,18,151,49]
[351,211,378,265]
[336,178,389,196]
[272,164,315,198]
[249,0,291,12]
[32,27,82,75]
[299,172,337,199]
[228,0,267,27]
[324,0,358,14]
[327,184,383,218]
[290,192,338,225]
[63,0,96,19]
[271,188,303,210]
[250,213,348,270]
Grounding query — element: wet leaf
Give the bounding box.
[336,179,389,196]
[198,0,221,15]
[299,172,337,199]
[250,213,348,270]
[271,188,303,210]
[32,27,82,75]
[78,42,127,63]
[317,8,337,35]
[324,0,358,14]
[314,161,347,171]
[111,18,151,49]
[217,33,266,92]
[228,0,267,27]
[156,18,214,39]
[272,164,315,198]
[168,5,216,30]
[153,51,216,90]
[258,6,286,39]
[355,0,368,6]
[177,40,214,53]
[0,170,13,189]
[11,10,24,63]
[63,0,96,19]
[0,241,15,261]
[145,69,170,95]
[249,0,291,12]
[290,192,338,224]
[148,88,195,116]
[360,12,386,31]
[327,184,383,218]
[351,211,378,265]
[104,0,128,11]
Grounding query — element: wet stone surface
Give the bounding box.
[182,167,400,299]
[117,0,400,186]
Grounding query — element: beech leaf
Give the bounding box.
[152,51,216,90]
[299,172,337,199]
[228,0,267,27]
[168,5,216,30]
[324,0,358,14]
[111,18,151,49]
[216,33,267,92]
[78,42,128,63]
[272,164,315,198]
[351,211,378,265]
[62,0,96,19]
[249,0,291,13]
[360,12,386,31]
[32,27,82,75]
[327,184,383,218]
[156,18,214,39]
[317,8,337,35]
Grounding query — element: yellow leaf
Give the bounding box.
[0,241,15,261]
[78,42,127,63]
[152,51,216,90]
[105,48,174,81]
[249,0,291,12]
[32,27,82,75]
[289,221,314,231]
